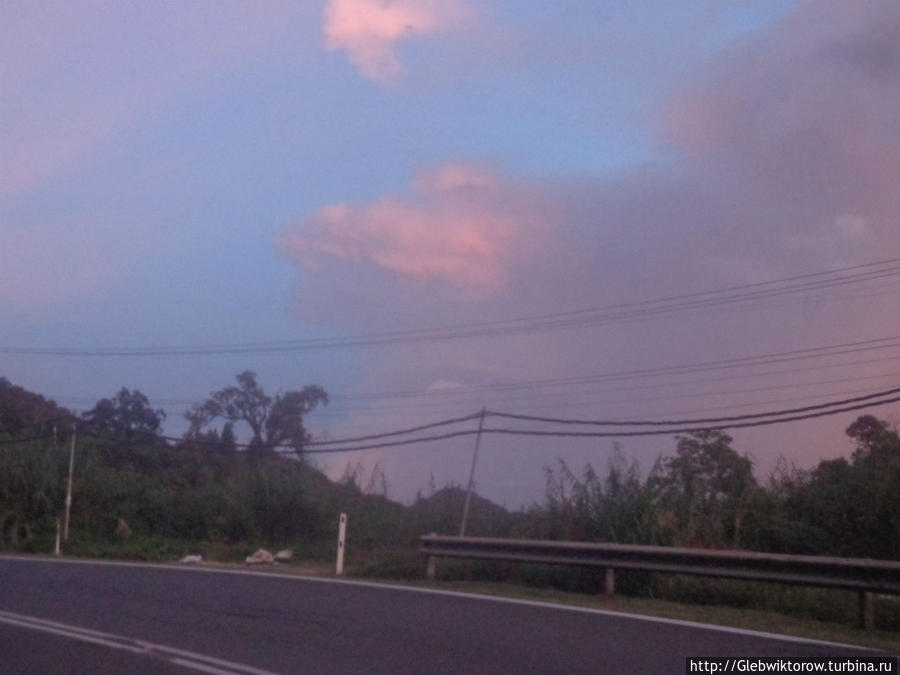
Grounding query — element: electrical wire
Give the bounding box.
[322,335,900,403]
[479,394,900,439]
[485,385,900,427]
[305,412,483,445]
[299,388,900,453]
[41,336,900,415]
[3,257,900,357]
[6,385,899,453]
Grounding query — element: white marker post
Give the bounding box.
[63,426,76,542]
[336,513,347,576]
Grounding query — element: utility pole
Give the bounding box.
[459,408,486,537]
[63,424,76,542]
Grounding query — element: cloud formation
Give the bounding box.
[280,164,552,292]
[662,0,900,242]
[289,0,900,504]
[0,2,304,199]
[323,0,470,81]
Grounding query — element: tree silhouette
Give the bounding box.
[186,371,327,456]
[82,388,165,440]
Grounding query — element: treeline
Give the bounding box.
[0,375,512,554]
[0,427,505,556]
[517,418,900,560]
[1,376,898,564]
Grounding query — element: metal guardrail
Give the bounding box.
[419,535,900,629]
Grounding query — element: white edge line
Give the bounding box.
[0,606,278,675]
[0,613,147,654]
[0,608,280,675]
[155,645,284,675]
[0,554,883,652]
[169,658,242,675]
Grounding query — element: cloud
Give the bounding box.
[279,164,552,292]
[425,379,464,392]
[286,0,900,505]
[834,215,871,241]
[323,0,470,81]
[661,0,900,240]
[0,2,306,199]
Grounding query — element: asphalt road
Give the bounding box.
[0,556,890,674]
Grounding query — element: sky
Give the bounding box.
[2,0,900,507]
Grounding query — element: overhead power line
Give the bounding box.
[303,430,480,454]
[51,334,900,415]
[324,335,900,403]
[307,411,483,445]
[309,385,900,447]
[302,393,900,453]
[302,385,900,453]
[3,257,900,357]
[480,394,900,440]
[5,386,899,453]
[486,386,900,427]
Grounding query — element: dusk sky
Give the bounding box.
[3,0,900,506]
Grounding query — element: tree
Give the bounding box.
[0,378,74,436]
[845,414,900,465]
[82,389,165,440]
[186,371,327,456]
[761,416,900,559]
[649,430,757,548]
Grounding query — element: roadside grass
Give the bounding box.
[342,551,900,652]
[366,578,900,653]
[57,531,340,565]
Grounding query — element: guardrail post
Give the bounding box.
[425,533,437,580]
[604,568,615,597]
[858,591,874,630]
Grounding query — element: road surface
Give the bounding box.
[0,556,889,674]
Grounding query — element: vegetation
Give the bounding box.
[1,376,899,634]
[185,371,327,456]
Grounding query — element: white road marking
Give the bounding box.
[170,658,252,675]
[0,612,147,654]
[0,608,279,675]
[0,554,876,651]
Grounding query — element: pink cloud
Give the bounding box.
[661,0,900,233]
[0,2,306,199]
[286,1,900,505]
[279,165,551,292]
[323,0,471,81]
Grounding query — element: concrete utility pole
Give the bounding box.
[459,408,486,537]
[63,425,76,542]
[335,513,347,576]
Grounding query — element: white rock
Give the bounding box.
[274,549,293,561]
[180,554,203,564]
[245,548,274,565]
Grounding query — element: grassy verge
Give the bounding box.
[340,550,900,652]
[356,578,900,653]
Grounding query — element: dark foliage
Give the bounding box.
[185,371,327,456]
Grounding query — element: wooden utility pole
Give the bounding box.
[459,408,486,537]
